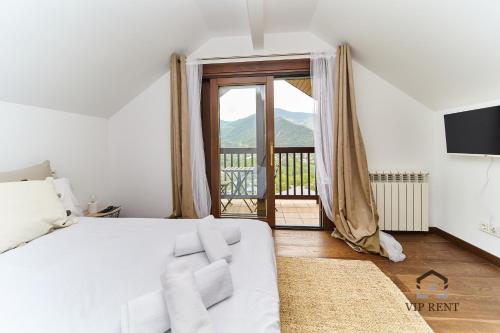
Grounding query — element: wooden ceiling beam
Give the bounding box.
[246,0,264,49]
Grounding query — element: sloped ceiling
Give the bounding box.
[0,0,499,117]
[194,0,249,37]
[0,0,208,117]
[311,0,500,110]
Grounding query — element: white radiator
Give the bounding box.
[369,172,429,232]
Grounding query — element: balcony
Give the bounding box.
[220,147,320,227]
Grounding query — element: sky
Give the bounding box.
[219,80,313,121]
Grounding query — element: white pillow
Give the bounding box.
[53,178,83,216]
[0,177,77,253]
[0,160,53,183]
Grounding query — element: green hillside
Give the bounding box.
[274,117,314,147]
[275,108,313,129]
[220,109,313,147]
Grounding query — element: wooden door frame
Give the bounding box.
[265,76,275,227]
[200,58,334,231]
[205,76,276,226]
[203,59,310,78]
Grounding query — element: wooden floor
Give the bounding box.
[273,229,500,333]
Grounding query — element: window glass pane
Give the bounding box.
[219,85,267,218]
[274,78,320,227]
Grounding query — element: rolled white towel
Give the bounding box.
[121,260,232,333]
[160,261,215,333]
[174,225,241,257]
[197,222,232,263]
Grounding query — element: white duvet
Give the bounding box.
[0,217,280,333]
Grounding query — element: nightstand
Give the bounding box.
[84,206,121,218]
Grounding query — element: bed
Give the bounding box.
[0,217,280,333]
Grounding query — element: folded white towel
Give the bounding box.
[121,291,166,333]
[174,225,241,257]
[194,259,233,308]
[197,222,232,263]
[161,261,215,333]
[121,260,232,333]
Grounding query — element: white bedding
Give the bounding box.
[0,217,280,333]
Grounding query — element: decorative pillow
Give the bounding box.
[0,177,77,253]
[0,161,53,183]
[53,178,83,216]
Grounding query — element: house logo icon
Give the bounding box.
[416,270,448,299]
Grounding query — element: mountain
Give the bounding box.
[274,108,313,129]
[220,115,258,148]
[274,117,314,147]
[220,109,313,147]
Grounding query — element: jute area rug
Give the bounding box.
[277,257,434,333]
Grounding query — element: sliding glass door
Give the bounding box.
[273,77,321,228]
[207,77,275,226]
[201,59,328,230]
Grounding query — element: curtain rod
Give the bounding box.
[198,52,312,61]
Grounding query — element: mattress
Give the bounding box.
[0,217,280,333]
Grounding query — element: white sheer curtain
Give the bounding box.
[186,61,211,217]
[311,53,335,220]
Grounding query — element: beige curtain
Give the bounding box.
[332,45,387,257]
[170,54,197,218]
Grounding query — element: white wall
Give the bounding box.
[0,101,109,205]
[108,32,434,218]
[108,74,172,218]
[432,99,500,257]
[354,62,433,171]
[190,32,336,58]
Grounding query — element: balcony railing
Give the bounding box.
[220,147,317,200]
[275,147,316,199]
